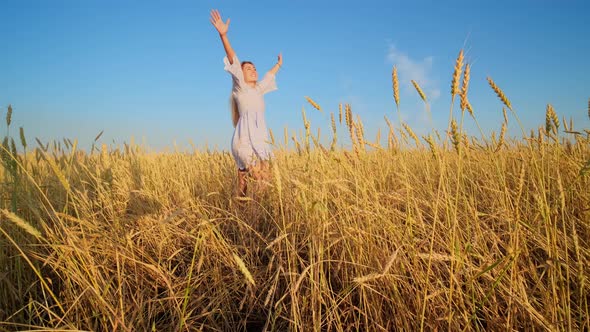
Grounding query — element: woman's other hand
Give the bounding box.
[210,9,230,36]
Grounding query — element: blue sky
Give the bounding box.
[1,0,589,152]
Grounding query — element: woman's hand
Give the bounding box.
[269,53,283,75]
[210,9,230,36]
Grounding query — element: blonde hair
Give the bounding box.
[230,95,239,127]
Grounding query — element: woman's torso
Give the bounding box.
[231,86,269,150]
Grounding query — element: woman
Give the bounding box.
[210,9,282,197]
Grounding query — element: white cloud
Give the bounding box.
[386,44,440,103]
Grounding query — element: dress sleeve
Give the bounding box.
[224,55,244,91]
[258,72,278,95]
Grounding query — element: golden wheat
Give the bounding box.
[345,104,352,133]
[545,104,560,136]
[451,50,464,98]
[487,77,512,110]
[460,63,471,112]
[545,105,553,134]
[402,123,420,147]
[355,116,366,152]
[392,66,400,107]
[411,80,427,102]
[330,112,337,135]
[1,50,589,332]
[1,209,42,239]
[384,115,398,150]
[450,119,460,153]
[550,105,559,131]
[496,121,506,151]
[269,128,276,145]
[232,253,255,286]
[466,101,474,117]
[423,134,437,159]
[305,96,322,112]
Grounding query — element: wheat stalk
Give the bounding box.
[545,106,553,134]
[538,127,545,149]
[291,135,302,154]
[305,96,322,112]
[384,116,398,150]
[496,122,506,152]
[338,103,343,124]
[411,80,427,102]
[487,77,512,110]
[35,137,48,152]
[1,137,9,165]
[355,116,366,152]
[6,104,12,127]
[450,119,460,153]
[466,101,474,117]
[424,134,437,159]
[272,160,282,197]
[545,104,560,135]
[563,116,569,131]
[460,63,471,113]
[462,133,470,152]
[445,49,464,149]
[349,125,359,156]
[269,128,276,145]
[232,253,255,286]
[330,112,337,135]
[301,108,311,149]
[10,137,17,156]
[330,113,338,150]
[356,115,365,138]
[451,50,464,99]
[516,162,526,203]
[384,115,393,132]
[345,104,353,134]
[392,66,400,107]
[549,106,559,132]
[19,127,27,150]
[374,128,381,148]
[402,123,420,147]
[284,126,289,147]
[1,209,42,239]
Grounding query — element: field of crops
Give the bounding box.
[1,51,589,331]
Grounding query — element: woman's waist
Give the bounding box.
[232,133,270,146]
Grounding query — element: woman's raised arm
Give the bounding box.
[210,9,237,64]
[268,53,283,76]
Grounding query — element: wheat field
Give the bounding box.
[1,51,589,331]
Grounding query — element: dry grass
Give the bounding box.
[1,52,590,332]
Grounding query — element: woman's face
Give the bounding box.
[242,63,258,83]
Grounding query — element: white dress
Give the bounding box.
[224,54,277,170]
